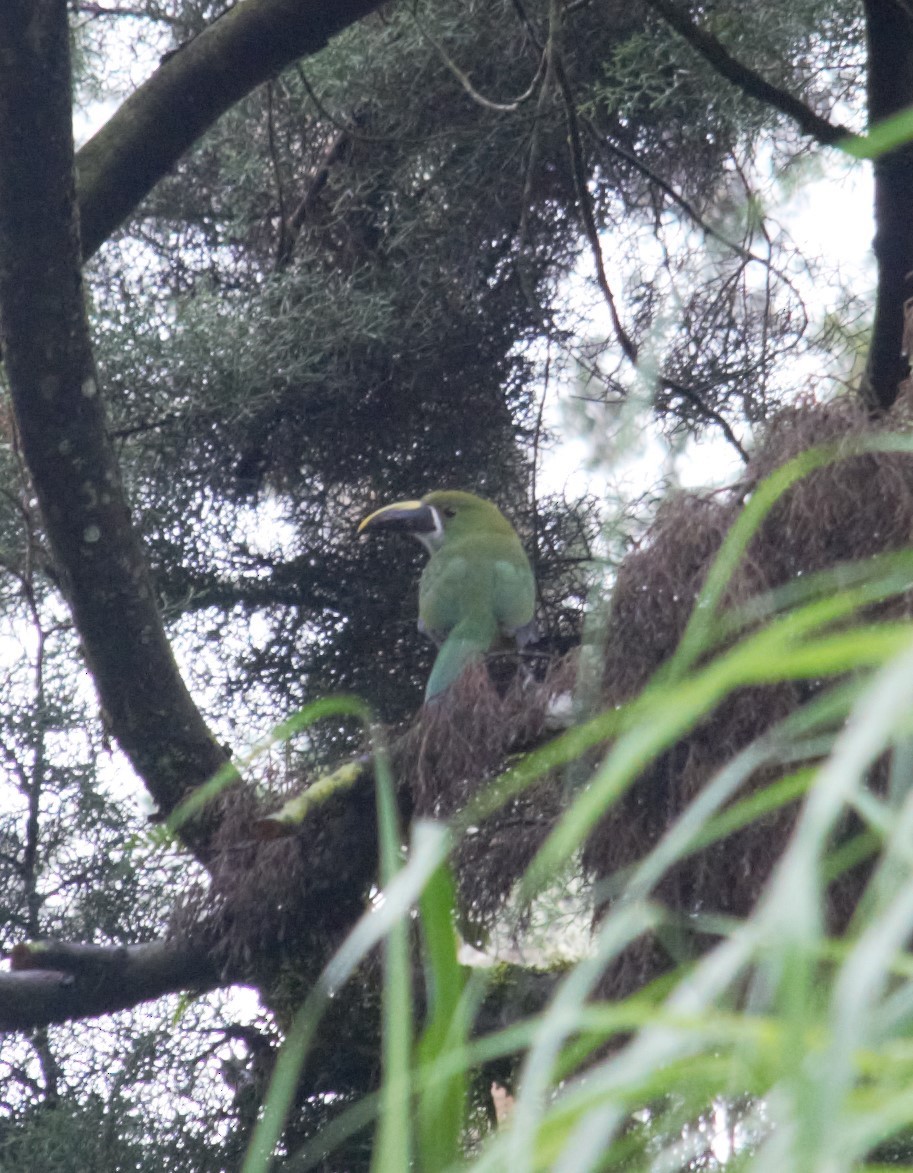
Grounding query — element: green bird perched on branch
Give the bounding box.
[358,490,536,700]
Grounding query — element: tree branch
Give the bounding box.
[644,0,850,146]
[0,2,231,859]
[276,123,356,270]
[0,0,393,861]
[0,940,227,1032]
[76,0,386,260]
[73,3,181,23]
[860,0,913,410]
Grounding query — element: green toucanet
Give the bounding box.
[358,490,536,699]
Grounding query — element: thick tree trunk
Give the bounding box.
[0,0,391,1029]
[0,1,230,859]
[861,0,913,410]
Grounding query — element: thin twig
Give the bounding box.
[73,2,180,21]
[554,57,638,363]
[108,413,182,440]
[530,342,550,597]
[265,81,291,269]
[295,66,453,147]
[412,10,547,113]
[277,124,357,270]
[582,116,806,305]
[661,375,750,460]
[551,33,749,461]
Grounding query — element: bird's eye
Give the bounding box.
[443,507,456,518]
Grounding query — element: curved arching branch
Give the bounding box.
[76,0,385,260]
[0,3,233,859]
[0,1,389,862]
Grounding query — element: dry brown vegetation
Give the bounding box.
[586,396,913,993]
[176,399,913,1001]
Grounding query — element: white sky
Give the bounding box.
[541,152,877,506]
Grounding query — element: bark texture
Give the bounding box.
[76,0,385,259]
[0,0,391,1028]
[0,1,230,859]
[862,0,913,410]
[1,940,224,1031]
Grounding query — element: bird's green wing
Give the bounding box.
[493,556,536,641]
[419,535,535,699]
[420,547,498,698]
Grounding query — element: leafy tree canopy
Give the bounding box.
[0,0,909,1166]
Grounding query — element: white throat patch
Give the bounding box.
[415,505,444,553]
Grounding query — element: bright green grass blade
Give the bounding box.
[415,861,468,1172]
[505,899,663,1173]
[371,732,413,1173]
[477,575,913,1171]
[242,817,450,1173]
[840,106,913,159]
[520,617,913,906]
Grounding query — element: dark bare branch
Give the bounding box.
[644,0,850,146]
[550,40,750,461]
[1,940,226,1032]
[73,3,180,22]
[76,0,386,260]
[276,124,356,270]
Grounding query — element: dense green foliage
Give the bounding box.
[82,0,861,729]
[0,0,901,1168]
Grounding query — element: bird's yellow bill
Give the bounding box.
[357,499,425,533]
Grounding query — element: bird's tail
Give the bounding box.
[425,618,496,699]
